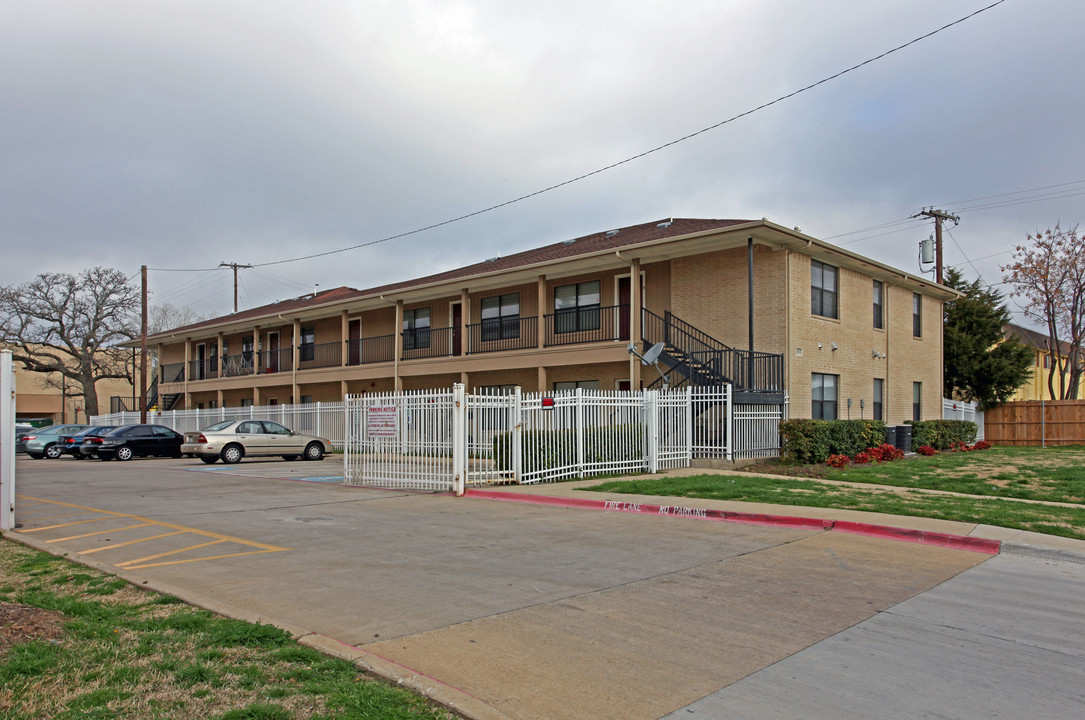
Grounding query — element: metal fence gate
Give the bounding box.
[344,384,785,493]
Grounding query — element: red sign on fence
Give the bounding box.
[367,406,398,437]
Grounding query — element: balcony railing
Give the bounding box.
[467,316,538,354]
[347,335,395,365]
[544,304,628,346]
[160,362,185,384]
[402,326,461,360]
[188,358,219,381]
[298,342,342,371]
[221,353,255,378]
[258,349,294,374]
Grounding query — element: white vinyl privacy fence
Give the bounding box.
[344,384,786,493]
[91,402,347,449]
[943,397,984,440]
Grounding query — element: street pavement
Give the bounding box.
[5,455,1084,720]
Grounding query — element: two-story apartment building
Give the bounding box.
[148,218,953,424]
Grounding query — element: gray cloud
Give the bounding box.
[2,1,1082,326]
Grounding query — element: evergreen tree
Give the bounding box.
[943,267,1033,408]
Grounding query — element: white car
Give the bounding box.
[182,420,332,464]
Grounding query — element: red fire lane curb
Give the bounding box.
[465,489,1001,555]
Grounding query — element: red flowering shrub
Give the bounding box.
[868,443,905,462]
[973,440,993,450]
[950,441,972,452]
[916,445,938,456]
[825,454,850,468]
[852,452,872,464]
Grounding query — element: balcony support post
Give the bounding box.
[536,275,546,349]
[292,319,300,403]
[629,257,642,390]
[183,339,191,410]
[341,310,349,367]
[394,300,404,391]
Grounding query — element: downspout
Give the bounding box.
[748,237,754,390]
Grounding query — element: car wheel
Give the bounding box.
[115,446,134,461]
[73,454,85,460]
[44,444,62,459]
[303,442,325,461]
[281,454,299,461]
[28,453,44,460]
[200,456,218,464]
[221,444,244,464]
[99,455,112,461]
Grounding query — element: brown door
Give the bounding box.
[452,303,463,356]
[349,320,361,365]
[618,277,631,341]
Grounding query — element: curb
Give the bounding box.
[466,489,1002,555]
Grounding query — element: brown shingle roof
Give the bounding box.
[150,218,751,338]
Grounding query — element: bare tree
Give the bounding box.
[0,267,139,415]
[1003,224,1085,399]
[148,302,209,336]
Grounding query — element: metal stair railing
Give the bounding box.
[641,309,783,393]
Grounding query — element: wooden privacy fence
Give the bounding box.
[983,400,1085,446]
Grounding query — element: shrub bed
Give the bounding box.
[908,419,978,450]
[780,419,886,464]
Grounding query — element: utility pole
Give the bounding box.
[141,265,148,423]
[913,208,960,284]
[219,262,252,313]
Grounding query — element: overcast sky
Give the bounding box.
[3,0,1082,328]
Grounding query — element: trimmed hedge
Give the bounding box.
[780,419,886,464]
[491,424,645,472]
[908,420,978,450]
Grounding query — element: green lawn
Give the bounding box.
[0,542,453,720]
[830,445,1085,503]
[585,446,1085,540]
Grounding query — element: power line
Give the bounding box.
[182,0,1009,271]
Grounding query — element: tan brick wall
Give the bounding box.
[669,246,788,354]
[467,368,539,391]
[788,254,942,423]
[547,361,628,390]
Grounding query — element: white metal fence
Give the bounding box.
[942,397,984,440]
[91,402,348,449]
[344,384,785,492]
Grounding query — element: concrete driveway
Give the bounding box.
[7,455,1085,719]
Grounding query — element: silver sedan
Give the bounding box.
[182,420,332,464]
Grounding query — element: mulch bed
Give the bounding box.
[0,601,67,657]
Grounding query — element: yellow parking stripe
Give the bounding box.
[21,516,117,532]
[16,495,290,568]
[47,522,155,543]
[117,539,227,568]
[78,530,188,554]
[123,549,285,569]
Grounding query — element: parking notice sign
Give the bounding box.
[367,406,398,437]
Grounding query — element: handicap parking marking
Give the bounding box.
[179,466,345,483]
[15,495,290,569]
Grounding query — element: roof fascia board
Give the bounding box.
[760,221,960,299]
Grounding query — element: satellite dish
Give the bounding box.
[642,342,665,366]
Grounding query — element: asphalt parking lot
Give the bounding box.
[7,454,1085,720]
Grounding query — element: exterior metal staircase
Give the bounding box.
[640,309,784,402]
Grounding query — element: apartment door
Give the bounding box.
[618,277,631,341]
[349,320,361,365]
[196,343,207,380]
[267,332,280,373]
[451,302,463,356]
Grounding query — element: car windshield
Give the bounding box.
[202,421,235,432]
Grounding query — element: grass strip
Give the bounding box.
[0,541,454,720]
[584,474,1085,540]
